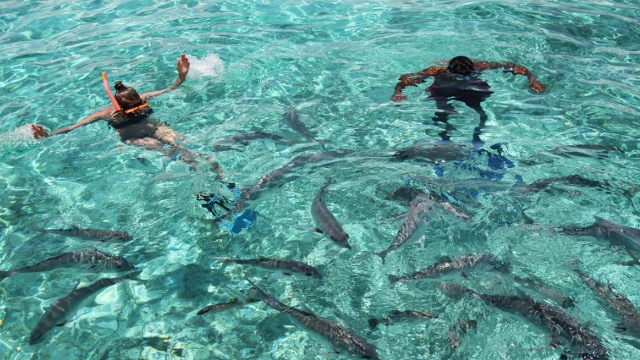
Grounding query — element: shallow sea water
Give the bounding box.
[1,0,640,359]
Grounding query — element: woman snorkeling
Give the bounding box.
[32,54,208,169]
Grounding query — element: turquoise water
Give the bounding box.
[1,0,640,358]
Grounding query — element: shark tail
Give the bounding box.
[0,270,13,281]
[368,318,380,330]
[621,249,640,266]
[316,139,330,151]
[387,274,402,283]
[363,250,388,264]
[378,251,388,264]
[28,226,54,236]
[212,256,231,264]
[365,250,388,265]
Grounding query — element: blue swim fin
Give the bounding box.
[221,209,259,236]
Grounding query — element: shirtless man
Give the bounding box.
[391,56,545,143]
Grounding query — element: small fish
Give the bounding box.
[560,216,640,252]
[388,253,501,283]
[29,271,138,344]
[368,309,437,329]
[283,108,325,148]
[391,142,471,162]
[311,182,351,249]
[437,282,609,359]
[213,131,293,151]
[574,269,640,338]
[197,297,260,316]
[247,280,380,359]
[376,192,434,262]
[218,257,322,278]
[34,225,132,242]
[0,250,135,281]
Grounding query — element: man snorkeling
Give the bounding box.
[391,56,546,144]
[31,54,207,169]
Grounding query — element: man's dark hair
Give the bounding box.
[448,56,475,76]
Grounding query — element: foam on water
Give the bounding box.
[185,53,225,79]
[0,124,38,150]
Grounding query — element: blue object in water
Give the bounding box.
[221,209,259,236]
[197,182,258,236]
[433,144,522,182]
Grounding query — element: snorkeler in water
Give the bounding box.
[31,54,214,170]
[391,56,546,144]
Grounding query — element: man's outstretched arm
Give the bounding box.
[475,60,546,93]
[391,66,447,102]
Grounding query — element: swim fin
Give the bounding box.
[221,209,259,236]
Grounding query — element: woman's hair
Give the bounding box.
[447,56,475,76]
[114,81,143,110]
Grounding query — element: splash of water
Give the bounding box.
[185,53,224,79]
[0,124,38,150]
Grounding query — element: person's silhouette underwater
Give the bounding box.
[391,56,546,144]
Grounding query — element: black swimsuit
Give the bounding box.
[109,108,154,130]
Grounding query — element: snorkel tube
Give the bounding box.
[102,72,122,112]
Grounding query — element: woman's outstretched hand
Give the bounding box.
[177,54,190,82]
[31,124,48,138]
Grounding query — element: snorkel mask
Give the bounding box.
[123,102,149,115]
